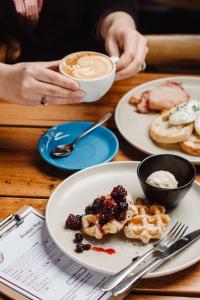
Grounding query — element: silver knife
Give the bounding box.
[112,229,200,296]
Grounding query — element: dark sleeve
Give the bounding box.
[89,0,137,40]
[90,0,137,28]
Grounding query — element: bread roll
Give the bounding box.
[194,118,200,136]
[150,111,193,144]
[180,133,200,156]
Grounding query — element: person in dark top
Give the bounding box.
[0,0,148,106]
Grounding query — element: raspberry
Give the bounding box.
[111,185,127,201]
[84,244,91,251]
[65,214,82,230]
[74,233,83,243]
[103,198,117,209]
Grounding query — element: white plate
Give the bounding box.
[46,161,200,278]
[115,76,200,164]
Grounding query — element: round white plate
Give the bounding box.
[115,76,200,164]
[46,161,200,278]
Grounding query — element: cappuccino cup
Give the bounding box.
[59,51,116,102]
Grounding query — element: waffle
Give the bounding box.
[82,209,134,239]
[124,198,170,244]
[82,214,103,239]
[82,192,136,239]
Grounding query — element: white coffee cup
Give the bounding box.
[59,51,116,102]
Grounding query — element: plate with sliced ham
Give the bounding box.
[115,76,200,163]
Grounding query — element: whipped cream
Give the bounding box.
[146,170,178,189]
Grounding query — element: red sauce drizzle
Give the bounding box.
[91,246,116,255]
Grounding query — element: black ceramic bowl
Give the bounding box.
[137,154,196,208]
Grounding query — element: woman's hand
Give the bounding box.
[100,12,148,80]
[0,61,85,105]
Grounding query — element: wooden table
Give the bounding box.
[0,72,200,300]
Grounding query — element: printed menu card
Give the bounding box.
[0,207,115,300]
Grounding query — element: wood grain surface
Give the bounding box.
[0,72,200,300]
[0,73,180,127]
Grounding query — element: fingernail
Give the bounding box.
[110,56,120,64]
[72,83,79,90]
[77,91,86,97]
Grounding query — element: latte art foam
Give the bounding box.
[63,53,113,80]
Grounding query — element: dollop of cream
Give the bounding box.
[146,170,178,189]
[169,100,200,126]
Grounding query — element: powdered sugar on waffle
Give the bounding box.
[124,198,170,244]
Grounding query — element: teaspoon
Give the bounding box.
[51,112,112,158]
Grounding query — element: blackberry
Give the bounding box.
[108,208,116,218]
[111,185,127,201]
[74,233,83,243]
[65,214,82,230]
[85,206,93,215]
[101,206,109,214]
[119,202,128,211]
[75,243,84,253]
[115,211,126,222]
[99,213,110,226]
[93,198,103,206]
[91,198,103,213]
[84,244,91,251]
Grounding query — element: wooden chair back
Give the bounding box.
[146,34,200,69]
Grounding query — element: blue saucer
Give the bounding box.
[38,122,119,171]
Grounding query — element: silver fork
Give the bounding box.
[112,222,188,296]
[100,222,187,292]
